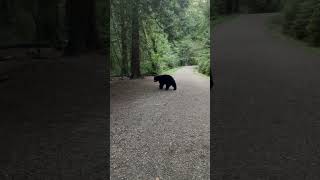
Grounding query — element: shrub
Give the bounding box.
[307,1,320,46]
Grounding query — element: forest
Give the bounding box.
[281,0,320,47]
[1,0,318,78]
[111,0,210,78]
[0,0,107,55]
[110,0,287,78]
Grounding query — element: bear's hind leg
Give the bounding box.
[173,83,176,90]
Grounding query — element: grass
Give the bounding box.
[267,13,320,55]
[160,66,183,75]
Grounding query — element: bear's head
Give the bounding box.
[154,76,159,82]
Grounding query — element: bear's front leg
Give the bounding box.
[165,84,170,90]
[159,83,164,89]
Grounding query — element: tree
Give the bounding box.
[130,0,141,78]
[120,0,129,76]
[290,0,314,39]
[110,0,210,77]
[282,0,300,34]
[307,1,320,46]
[282,0,320,47]
[65,0,101,55]
[234,0,239,12]
[226,0,234,14]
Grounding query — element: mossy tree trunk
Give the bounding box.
[120,0,128,77]
[130,1,141,79]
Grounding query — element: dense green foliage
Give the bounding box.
[111,0,210,77]
[282,0,320,46]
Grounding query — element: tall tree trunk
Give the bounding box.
[32,0,40,42]
[130,1,141,79]
[234,0,240,12]
[65,0,100,55]
[86,0,101,50]
[65,0,85,54]
[226,0,233,14]
[4,0,15,24]
[2,0,9,22]
[120,0,128,76]
[106,0,110,178]
[248,0,257,13]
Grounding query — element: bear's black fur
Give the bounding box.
[154,75,177,90]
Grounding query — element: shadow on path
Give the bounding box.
[212,13,320,179]
[0,53,107,179]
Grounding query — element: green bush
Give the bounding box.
[282,0,320,46]
[282,0,299,34]
[198,58,210,76]
[290,0,315,40]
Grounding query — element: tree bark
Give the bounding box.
[130,1,141,79]
[86,0,101,50]
[226,0,233,14]
[65,0,100,55]
[234,0,240,12]
[120,0,128,76]
[106,0,110,176]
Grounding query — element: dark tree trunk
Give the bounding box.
[120,0,128,76]
[65,0,85,54]
[3,0,15,24]
[106,0,110,177]
[32,0,40,42]
[234,0,240,12]
[266,0,271,5]
[86,0,101,50]
[226,0,233,14]
[130,1,141,79]
[65,0,100,55]
[2,0,9,20]
[248,0,257,13]
[210,0,216,20]
[151,38,157,53]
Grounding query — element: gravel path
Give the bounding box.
[212,13,320,179]
[111,66,210,179]
[0,53,107,180]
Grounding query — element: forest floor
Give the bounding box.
[212,13,320,179]
[0,52,107,180]
[111,66,210,179]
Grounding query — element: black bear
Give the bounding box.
[154,75,177,90]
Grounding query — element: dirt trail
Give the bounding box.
[0,53,107,180]
[111,66,210,179]
[212,13,320,179]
